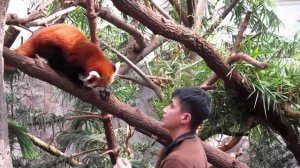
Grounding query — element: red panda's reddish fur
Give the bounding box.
[7,24,117,89]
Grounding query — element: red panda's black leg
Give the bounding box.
[100,89,110,101]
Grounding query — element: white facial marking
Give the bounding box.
[80,71,101,82]
[115,62,120,73]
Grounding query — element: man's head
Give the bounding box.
[162,87,211,133]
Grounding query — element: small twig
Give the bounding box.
[125,125,135,156]
[147,0,174,20]
[28,0,57,15]
[65,115,106,120]
[144,61,152,76]
[70,147,117,158]
[118,74,149,86]
[28,133,81,166]
[205,0,239,35]
[25,6,77,27]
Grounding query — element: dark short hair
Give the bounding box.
[172,87,211,131]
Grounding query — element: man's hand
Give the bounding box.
[113,157,132,168]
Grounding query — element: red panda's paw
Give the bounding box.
[100,89,111,101]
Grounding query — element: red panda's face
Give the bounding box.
[80,62,120,91]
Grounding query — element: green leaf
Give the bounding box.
[8,119,39,159]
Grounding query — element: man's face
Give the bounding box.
[162,97,185,131]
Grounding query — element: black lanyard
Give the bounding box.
[165,131,196,156]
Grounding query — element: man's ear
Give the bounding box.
[181,113,192,125]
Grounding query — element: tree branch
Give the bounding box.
[78,0,146,52]
[194,0,207,32]
[147,0,173,20]
[28,133,81,166]
[4,26,20,48]
[168,0,190,27]
[119,37,167,75]
[205,0,239,35]
[102,42,163,100]
[186,0,195,27]
[86,0,99,44]
[25,6,77,27]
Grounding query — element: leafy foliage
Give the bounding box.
[8,119,39,159]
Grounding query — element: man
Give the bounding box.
[114,87,211,168]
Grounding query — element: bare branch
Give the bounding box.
[118,74,149,86]
[194,0,207,32]
[187,0,195,26]
[102,42,163,100]
[78,0,146,52]
[200,53,268,90]
[86,0,99,44]
[200,11,268,90]
[218,136,242,152]
[101,113,118,164]
[148,0,173,20]
[231,11,252,53]
[28,0,57,15]
[205,0,239,35]
[168,0,190,27]
[28,133,81,166]
[25,6,77,27]
[119,37,168,75]
[6,12,44,25]
[4,26,20,48]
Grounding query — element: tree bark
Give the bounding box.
[0,1,13,168]
[3,48,248,168]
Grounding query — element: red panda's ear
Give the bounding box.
[114,62,120,73]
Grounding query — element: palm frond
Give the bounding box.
[8,119,39,159]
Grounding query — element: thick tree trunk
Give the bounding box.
[3,48,248,168]
[0,1,13,168]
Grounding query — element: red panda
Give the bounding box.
[6,24,119,100]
